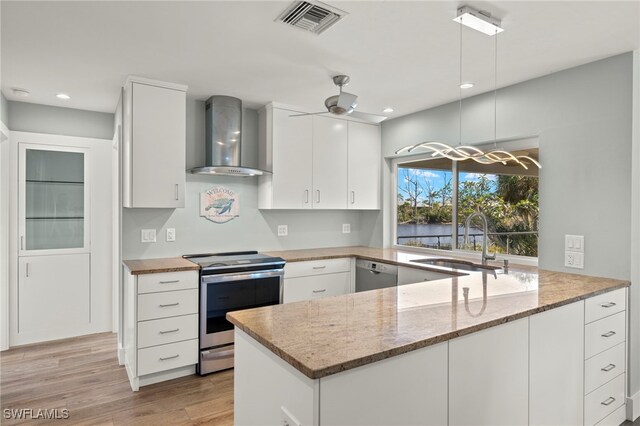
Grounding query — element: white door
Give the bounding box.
[131,82,186,208]
[18,144,90,256]
[272,108,313,209]
[312,116,347,209]
[347,121,381,209]
[18,254,90,343]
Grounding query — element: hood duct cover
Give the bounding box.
[190,95,270,176]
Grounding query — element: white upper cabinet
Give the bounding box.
[259,103,381,210]
[122,77,187,208]
[312,116,348,209]
[348,121,381,209]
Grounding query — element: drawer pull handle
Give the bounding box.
[312,266,326,270]
[159,280,179,284]
[159,328,180,334]
[159,354,180,361]
[600,302,617,308]
[312,289,326,293]
[601,331,616,338]
[159,302,180,308]
[601,363,616,372]
[600,397,616,406]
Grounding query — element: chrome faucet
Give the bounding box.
[464,212,496,265]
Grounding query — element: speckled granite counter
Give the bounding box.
[227,266,628,379]
[122,257,199,275]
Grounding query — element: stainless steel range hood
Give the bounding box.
[189,96,269,176]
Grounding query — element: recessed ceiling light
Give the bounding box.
[460,82,475,89]
[453,6,504,36]
[56,93,71,100]
[383,107,394,113]
[12,88,30,97]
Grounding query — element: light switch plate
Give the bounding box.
[565,235,584,253]
[342,223,351,234]
[166,228,176,242]
[277,225,288,237]
[141,229,156,243]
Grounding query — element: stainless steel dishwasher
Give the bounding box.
[355,259,398,292]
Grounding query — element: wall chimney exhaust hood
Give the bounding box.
[189,96,270,176]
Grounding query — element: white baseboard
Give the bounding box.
[627,390,640,421]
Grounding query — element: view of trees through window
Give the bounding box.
[397,158,539,257]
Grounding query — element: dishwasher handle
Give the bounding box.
[368,269,381,275]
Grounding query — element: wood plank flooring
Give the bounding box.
[1,333,233,425]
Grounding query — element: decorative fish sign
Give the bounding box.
[200,187,239,224]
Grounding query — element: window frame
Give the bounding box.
[391,139,539,265]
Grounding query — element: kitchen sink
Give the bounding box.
[410,258,501,272]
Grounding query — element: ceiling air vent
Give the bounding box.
[277,0,346,35]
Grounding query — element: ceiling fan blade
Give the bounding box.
[337,92,358,110]
[349,111,388,124]
[289,112,329,117]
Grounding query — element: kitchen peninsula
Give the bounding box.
[227,251,629,426]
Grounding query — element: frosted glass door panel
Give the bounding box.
[24,149,85,250]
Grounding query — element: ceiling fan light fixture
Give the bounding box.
[454,6,503,36]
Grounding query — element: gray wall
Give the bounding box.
[1,93,8,125]
[122,99,375,259]
[7,101,114,139]
[381,53,633,281]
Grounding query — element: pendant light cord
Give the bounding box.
[459,20,463,147]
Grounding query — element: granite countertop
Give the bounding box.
[122,257,199,275]
[227,267,629,379]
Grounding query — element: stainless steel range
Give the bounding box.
[183,251,285,375]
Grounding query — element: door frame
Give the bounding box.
[1,121,10,351]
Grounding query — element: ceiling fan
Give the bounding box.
[290,75,388,124]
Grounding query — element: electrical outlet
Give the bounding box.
[141,229,156,243]
[342,223,351,234]
[166,228,176,242]
[565,251,584,269]
[281,406,301,426]
[277,225,288,237]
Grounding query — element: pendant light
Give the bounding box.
[395,6,541,170]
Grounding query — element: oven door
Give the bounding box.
[200,269,283,349]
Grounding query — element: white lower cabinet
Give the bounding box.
[283,258,351,303]
[123,269,199,391]
[449,318,529,426]
[397,265,452,285]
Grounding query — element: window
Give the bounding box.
[395,146,539,258]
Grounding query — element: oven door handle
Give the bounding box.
[200,269,284,285]
[201,348,235,361]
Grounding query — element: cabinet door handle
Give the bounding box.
[312,266,326,270]
[316,190,320,203]
[601,331,616,338]
[351,191,355,204]
[304,189,309,204]
[159,328,180,334]
[175,184,179,200]
[600,302,616,308]
[25,263,30,278]
[159,302,180,308]
[159,354,180,361]
[600,397,616,406]
[601,363,616,372]
[312,289,326,293]
[159,280,179,284]
[20,236,24,250]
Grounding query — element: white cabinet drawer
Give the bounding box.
[285,258,351,279]
[585,289,626,324]
[137,314,198,349]
[584,373,625,426]
[585,311,625,359]
[137,289,198,321]
[585,343,626,395]
[137,270,198,294]
[137,339,198,376]
[284,272,350,304]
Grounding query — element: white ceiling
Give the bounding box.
[2,1,639,117]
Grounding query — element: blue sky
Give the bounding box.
[398,167,497,201]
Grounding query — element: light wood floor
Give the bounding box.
[1,333,233,425]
